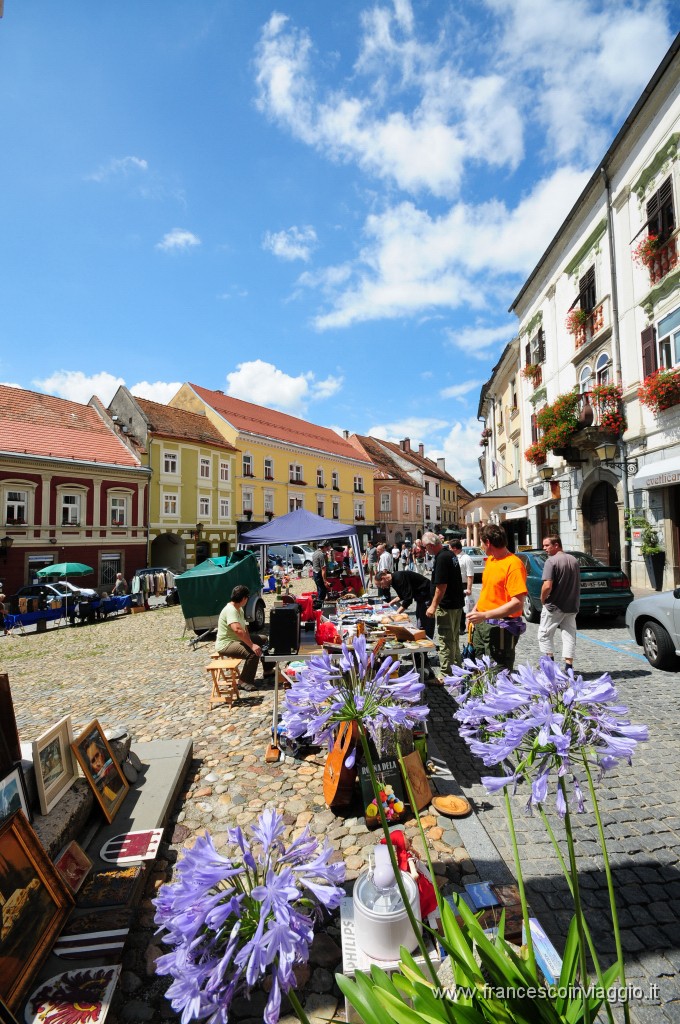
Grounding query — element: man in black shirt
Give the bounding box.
[374,569,434,639]
[423,531,464,681]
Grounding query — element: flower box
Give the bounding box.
[638,368,680,414]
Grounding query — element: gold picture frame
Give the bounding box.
[71,720,129,824]
[32,715,76,816]
[0,810,74,1011]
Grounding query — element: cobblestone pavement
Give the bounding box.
[2,585,476,1024]
[427,613,680,1024]
[4,585,678,1022]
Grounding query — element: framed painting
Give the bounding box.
[0,810,74,1012]
[32,716,76,816]
[54,840,93,894]
[70,721,129,824]
[0,765,31,825]
[0,997,20,1024]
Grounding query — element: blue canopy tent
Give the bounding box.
[238,508,365,587]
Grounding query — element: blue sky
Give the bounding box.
[0,1,676,492]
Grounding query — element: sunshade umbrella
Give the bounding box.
[36,562,94,623]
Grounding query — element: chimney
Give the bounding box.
[400,437,411,452]
[437,457,446,471]
[343,430,350,439]
[418,443,424,457]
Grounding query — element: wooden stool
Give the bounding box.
[205,657,242,709]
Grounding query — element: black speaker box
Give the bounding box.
[269,605,301,654]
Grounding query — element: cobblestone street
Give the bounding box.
[3,595,679,1022]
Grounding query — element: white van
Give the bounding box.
[268,543,316,569]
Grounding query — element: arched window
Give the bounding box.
[579,365,593,394]
[596,351,611,385]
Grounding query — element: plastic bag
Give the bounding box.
[315,619,340,645]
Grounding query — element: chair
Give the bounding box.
[205,657,242,709]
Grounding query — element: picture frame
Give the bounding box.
[0,810,74,1011]
[0,764,32,825]
[32,716,76,816]
[0,996,20,1024]
[71,720,129,824]
[54,839,93,894]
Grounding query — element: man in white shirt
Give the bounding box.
[376,543,393,599]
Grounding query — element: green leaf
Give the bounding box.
[336,971,397,1024]
[556,917,580,1014]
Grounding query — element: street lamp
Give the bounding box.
[594,442,638,474]
[537,465,554,481]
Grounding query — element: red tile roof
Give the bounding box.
[349,434,419,486]
[188,384,372,464]
[135,397,237,450]
[0,385,141,467]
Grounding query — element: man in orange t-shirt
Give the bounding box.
[466,524,528,670]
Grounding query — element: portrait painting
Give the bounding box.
[0,811,73,1011]
[54,841,93,894]
[70,721,129,824]
[32,716,76,816]
[0,766,31,825]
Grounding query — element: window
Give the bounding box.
[317,468,324,487]
[403,494,409,514]
[380,492,391,512]
[163,452,178,474]
[61,494,81,526]
[596,352,611,385]
[264,458,274,480]
[101,553,121,588]
[290,463,304,483]
[199,496,210,517]
[243,491,253,512]
[243,455,253,478]
[219,497,230,519]
[424,481,430,495]
[416,498,421,515]
[289,496,303,512]
[163,493,178,516]
[354,502,365,520]
[646,176,675,244]
[110,495,127,527]
[200,457,211,479]
[264,491,274,513]
[579,365,593,393]
[525,327,546,366]
[317,500,325,517]
[435,483,440,498]
[219,460,230,483]
[578,265,596,313]
[353,476,364,493]
[658,306,680,369]
[6,489,27,525]
[332,471,339,489]
[425,504,431,520]
[513,443,520,479]
[332,500,339,520]
[511,377,518,409]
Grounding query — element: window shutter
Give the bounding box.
[641,325,657,379]
[530,413,538,443]
[579,265,596,311]
[537,327,545,363]
[525,341,531,366]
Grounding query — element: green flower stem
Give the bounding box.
[538,806,616,1024]
[357,726,443,994]
[395,742,445,918]
[581,755,630,1024]
[560,778,591,1024]
[287,987,313,1024]
[503,787,537,977]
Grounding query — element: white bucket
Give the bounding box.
[352,869,422,960]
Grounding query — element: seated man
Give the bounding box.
[215,585,272,691]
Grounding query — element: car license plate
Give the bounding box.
[581,580,601,589]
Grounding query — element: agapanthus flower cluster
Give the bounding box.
[445,656,647,817]
[153,809,345,1024]
[282,633,428,760]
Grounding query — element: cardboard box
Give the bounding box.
[384,623,426,641]
[131,605,146,614]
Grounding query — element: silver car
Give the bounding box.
[625,587,680,669]
[462,546,487,580]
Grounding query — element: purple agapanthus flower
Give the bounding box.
[153,810,345,1024]
[445,656,647,818]
[281,633,429,752]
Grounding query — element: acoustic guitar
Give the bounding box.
[323,720,358,808]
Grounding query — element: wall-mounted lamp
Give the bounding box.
[49,538,57,545]
[0,536,14,561]
[191,522,204,540]
[594,442,638,474]
[537,465,554,481]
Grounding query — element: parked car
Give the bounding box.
[8,581,97,612]
[625,587,680,669]
[462,546,487,580]
[267,543,315,569]
[516,550,634,623]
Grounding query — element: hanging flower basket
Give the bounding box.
[536,389,581,451]
[565,308,589,335]
[590,382,625,434]
[524,440,547,465]
[638,368,680,414]
[632,233,660,269]
[522,363,541,382]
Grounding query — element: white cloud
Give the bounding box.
[263,225,318,261]
[33,370,125,405]
[366,417,449,442]
[130,380,183,404]
[225,360,343,413]
[366,413,483,493]
[445,324,516,359]
[86,156,148,182]
[439,380,483,400]
[155,229,201,252]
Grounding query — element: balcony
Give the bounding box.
[573,296,610,350]
[559,388,624,455]
[289,478,307,486]
[649,236,678,286]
